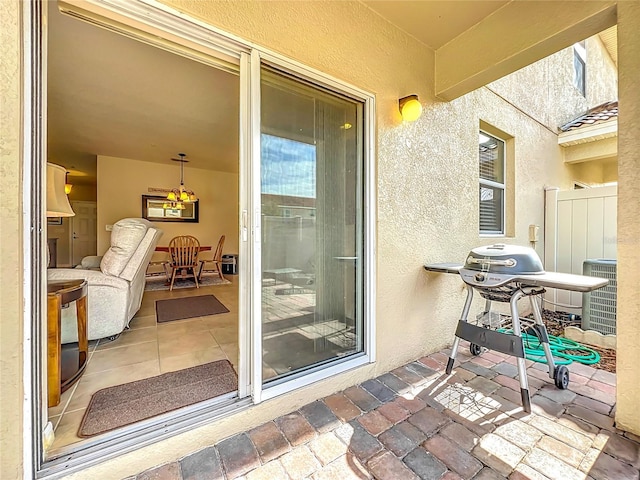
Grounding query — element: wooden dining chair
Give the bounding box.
[198,235,225,281]
[167,235,201,291]
[145,253,170,280]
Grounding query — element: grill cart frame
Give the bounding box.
[425,244,608,413]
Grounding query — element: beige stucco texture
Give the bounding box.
[1,0,639,479]
[614,0,640,435]
[0,1,25,478]
[434,1,616,101]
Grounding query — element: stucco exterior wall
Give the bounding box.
[0,0,26,478]
[602,158,618,183]
[614,0,640,435]
[488,36,617,132]
[585,35,619,108]
[0,1,632,479]
[569,158,618,185]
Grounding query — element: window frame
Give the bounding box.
[479,129,507,236]
[573,41,586,97]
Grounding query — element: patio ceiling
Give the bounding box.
[362,1,510,50]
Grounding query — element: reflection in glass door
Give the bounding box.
[260,66,364,382]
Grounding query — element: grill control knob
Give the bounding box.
[475,273,486,282]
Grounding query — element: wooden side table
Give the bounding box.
[47,279,88,408]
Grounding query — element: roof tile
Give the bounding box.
[560,101,618,132]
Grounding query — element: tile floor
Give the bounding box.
[134,343,640,480]
[47,273,351,453]
[48,277,240,452]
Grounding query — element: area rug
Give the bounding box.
[156,294,229,323]
[78,360,237,437]
[145,274,230,292]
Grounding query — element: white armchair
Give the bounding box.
[48,218,163,342]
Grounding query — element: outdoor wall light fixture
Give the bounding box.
[399,95,422,122]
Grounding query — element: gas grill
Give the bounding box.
[425,244,608,412]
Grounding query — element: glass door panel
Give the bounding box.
[260,66,364,382]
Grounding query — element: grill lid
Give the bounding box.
[464,244,544,275]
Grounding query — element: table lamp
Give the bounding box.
[47,163,75,218]
[46,163,75,267]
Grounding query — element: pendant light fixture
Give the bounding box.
[164,153,197,210]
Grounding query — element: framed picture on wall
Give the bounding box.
[47,217,63,225]
[141,195,199,223]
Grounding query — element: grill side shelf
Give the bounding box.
[424,263,463,274]
[455,321,525,358]
[511,271,608,292]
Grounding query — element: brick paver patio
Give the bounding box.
[133,343,640,480]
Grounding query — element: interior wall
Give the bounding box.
[67,184,97,202]
[97,156,239,261]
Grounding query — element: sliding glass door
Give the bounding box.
[259,66,365,382]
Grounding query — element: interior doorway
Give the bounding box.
[70,201,97,267]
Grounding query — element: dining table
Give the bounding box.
[155,246,212,252]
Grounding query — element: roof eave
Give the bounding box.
[558,119,618,146]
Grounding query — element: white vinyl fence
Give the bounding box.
[544,185,617,313]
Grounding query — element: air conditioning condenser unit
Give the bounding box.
[582,259,617,335]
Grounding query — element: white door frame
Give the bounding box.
[249,49,264,403]
[249,51,377,403]
[70,200,97,266]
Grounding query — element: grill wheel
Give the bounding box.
[554,365,570,389]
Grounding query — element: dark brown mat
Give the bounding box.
[78,360,237,437]
[155,294,229,323]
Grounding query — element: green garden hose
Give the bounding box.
[496,328,601,365]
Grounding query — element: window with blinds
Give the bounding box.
[479,131,505,234]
